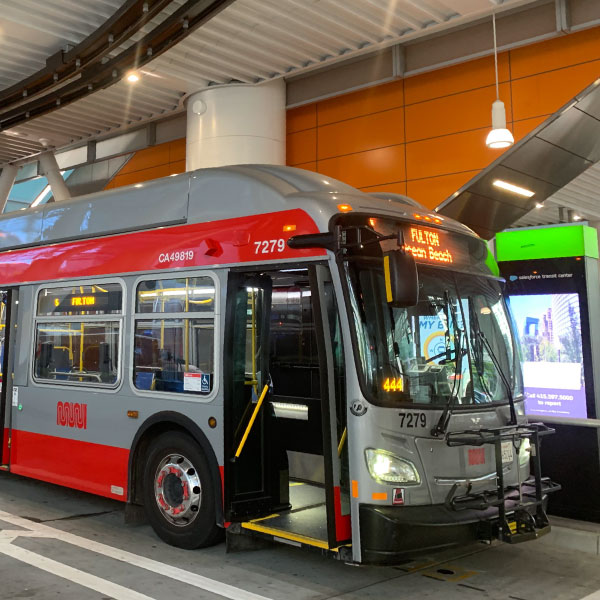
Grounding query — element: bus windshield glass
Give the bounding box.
[341,218,523,408]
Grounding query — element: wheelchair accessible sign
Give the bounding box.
[184,372,211,393]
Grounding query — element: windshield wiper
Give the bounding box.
[468,300,495,402]
[388,306,405,377]
[474,327,518,425]
[431,291,463,437]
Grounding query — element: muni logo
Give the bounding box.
[56,402,87,429]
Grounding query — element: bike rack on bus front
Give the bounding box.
[445,423,561,544]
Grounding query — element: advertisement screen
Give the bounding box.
[509,293,587,418]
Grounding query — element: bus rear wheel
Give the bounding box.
[142,431,222,549]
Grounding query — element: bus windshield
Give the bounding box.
[345,254,523,409]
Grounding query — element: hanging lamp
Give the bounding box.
[486,12,514,149]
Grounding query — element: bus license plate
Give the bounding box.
[501,441,514,463]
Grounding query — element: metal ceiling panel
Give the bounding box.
[438,191,531,240]
[468,164,560,207]
[0,0,543,165]
[537,107,600,163]
[576,88,600,120]
[502,136,593,188]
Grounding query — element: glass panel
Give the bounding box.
[228,278,271,500]
[38,283,122,316]
[133,319,214,394]
[270,283,320,398]
[4,169,73,214]
[238,286,270,396]
[34,321,120,384]
[136,277,215,314]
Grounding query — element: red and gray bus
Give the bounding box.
[0,164,557,564]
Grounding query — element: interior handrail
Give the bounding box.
[233,384,269,461]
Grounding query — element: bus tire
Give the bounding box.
[142,431,222,549]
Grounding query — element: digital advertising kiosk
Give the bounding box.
[497,224,600,521]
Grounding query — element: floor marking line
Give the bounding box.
[0,536,16,544]
[0,510,273,600]
[0,543,156,600]
[0,530,45,541]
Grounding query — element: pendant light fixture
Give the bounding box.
[486,12,514,149]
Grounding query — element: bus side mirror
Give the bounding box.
[383,249,419,308]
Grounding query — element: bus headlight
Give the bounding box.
[365,449,420,485]
[519,438,531,466]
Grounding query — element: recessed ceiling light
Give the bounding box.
[573,215,582,221]
[535,203,544,209]
[126,72,140,83]
[492,179,535,198]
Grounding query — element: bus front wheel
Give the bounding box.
[142,431,222,549]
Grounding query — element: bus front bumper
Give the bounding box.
[359,486,553,565]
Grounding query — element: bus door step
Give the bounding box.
[227,518,350,560]
[238,515,330,550]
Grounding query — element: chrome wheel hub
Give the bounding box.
[154,453,202,527]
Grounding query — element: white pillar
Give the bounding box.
[0,164,18,214]
[38,151,70,202]
[185,80,286,171]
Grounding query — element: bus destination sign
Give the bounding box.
[404,226,454,265]
[38,289,123,316]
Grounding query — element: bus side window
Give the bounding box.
[133,276,216,396]
[33,282,123,386]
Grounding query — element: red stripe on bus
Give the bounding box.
[219,465,225,507]
[10,430,129,501]
[2,428,9,464]
[0,209,325,286]
[334,486,352,542]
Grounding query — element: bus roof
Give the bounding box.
[0,164,476,252]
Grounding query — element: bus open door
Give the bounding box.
[224,265,351,558]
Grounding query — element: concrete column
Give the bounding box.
[0,164,18,214]
[185,80,286,171]
[38,151,70,202]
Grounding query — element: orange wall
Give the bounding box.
[104,138,186,189]
[287,27,600,209]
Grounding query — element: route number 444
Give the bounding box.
[254,239,286,254]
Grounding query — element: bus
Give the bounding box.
[0,164,558,564]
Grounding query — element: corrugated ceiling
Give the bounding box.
[513,162,600,227]
[0,0,541,163]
